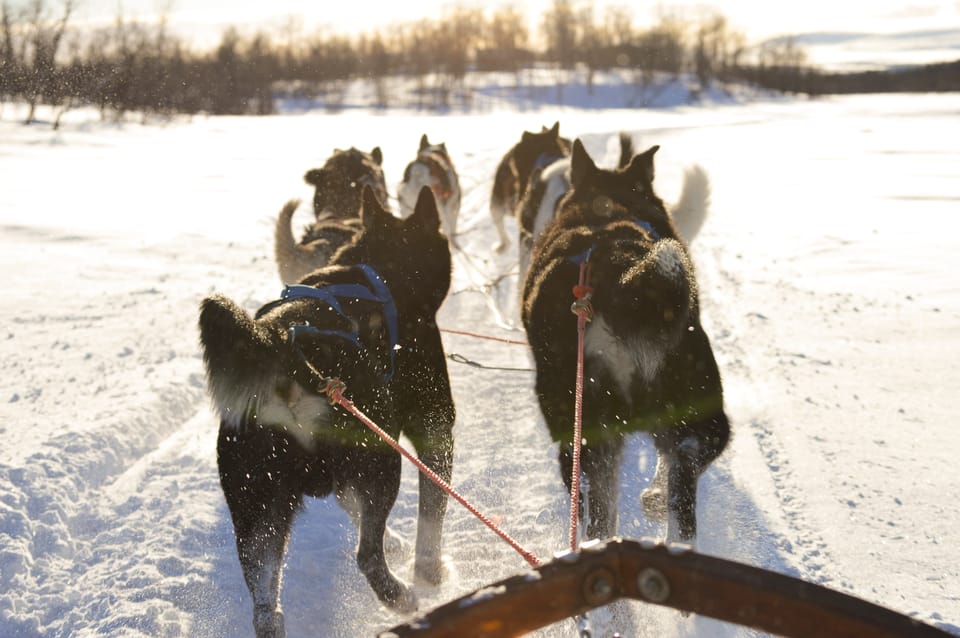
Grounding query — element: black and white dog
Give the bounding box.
[398,134,461,241]
[489,121,572,252]
[522,139,729,547]
[274,146,389,284]
[516,133,639,288]
[201,186,455,637]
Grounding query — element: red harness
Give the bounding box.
[418,152,455,203]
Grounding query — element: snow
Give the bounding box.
[1,79,959,637]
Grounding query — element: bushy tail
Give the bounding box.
[198,295,277,424]
[274,199,326,284]
[671,165,710,244]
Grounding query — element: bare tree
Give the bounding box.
[541,0,578,101]
[0,1,19,114]
[22,0,74,124]
[481,5,529,76]
[541,0,577,69]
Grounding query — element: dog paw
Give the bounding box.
[253,605,286,638]
[493,239,508,253]
[385,580,419,614]
[641,487,667,522]
[414,556,448,587]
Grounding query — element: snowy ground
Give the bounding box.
[1,84,959,637]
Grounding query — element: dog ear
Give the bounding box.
[570,139,597,189]
[360,185,392,230]
[626,144,659,184]
[304,168,323,186]
[548,121,560,138]
[419,134,430,151]
[371,146,383,165]
[408,186,441,233]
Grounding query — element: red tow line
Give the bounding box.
[568,259,593,552]
[320,378,543,569]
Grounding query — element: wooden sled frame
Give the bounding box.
[382,537,952,638]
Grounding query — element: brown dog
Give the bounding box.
[274,147,389,284]
[489,122,571,252]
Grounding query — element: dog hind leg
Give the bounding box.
[653,415,730,545]
[583,436,625,541]
[336,485,405,557]
[350,454,418,612]
[410,427,454,586]
[219,433,299,638]
[490,201,511,253]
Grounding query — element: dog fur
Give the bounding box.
[273,200,362,284]
[398,134,461,241]
[200,186,455,637]
[489,121,572,252]
[274,147,388,284]
[516,132,638,288]
[521,139,729,547]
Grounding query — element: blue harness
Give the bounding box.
[532,152,564,172]
[257,265,399,382]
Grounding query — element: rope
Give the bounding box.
[447,352,534,373]
[320,378,543,569]
[569,259,593,552]
[441,327,528,346]
[570,259,596,638]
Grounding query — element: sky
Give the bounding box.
[57,0,960,46]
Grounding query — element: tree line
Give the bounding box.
[1,0,953,126]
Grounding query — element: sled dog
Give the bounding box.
[398,134,461,241]
[201,186,455,637]
[274,146,389,284]
[522,139,729,547]
[489,121,571,252]
[516,132,638,288]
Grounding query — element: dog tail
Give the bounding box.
[618,132,635,169]
[274,199,324,284]
[671,165,710,244]
[198,295,277,424]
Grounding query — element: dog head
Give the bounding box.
[332,185,451,317]
[562,138,673,234]
[304,147,388,220]
[418,133,450,159]
[398,134,452,216]
[510,122,570,195]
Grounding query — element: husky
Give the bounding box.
[489,121,571,252]
[516,133,640,288]
[398,134,461,241]
[201,186,456,637]
[521,139,729,547]
[274,146,389,284]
